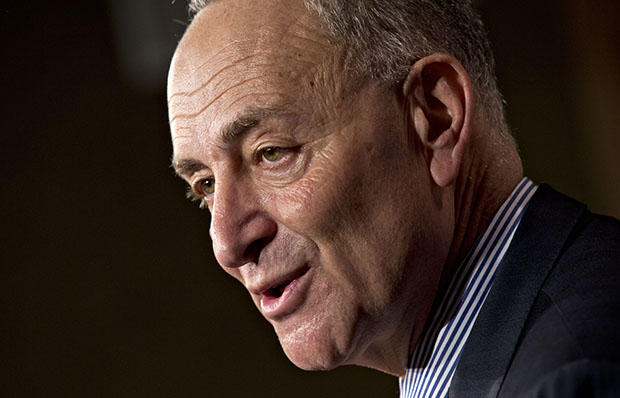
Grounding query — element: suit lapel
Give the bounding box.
[448,185,586,397]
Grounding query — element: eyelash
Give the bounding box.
[255,146,287,163]
[187,179,214,209]
[186,145,299,209]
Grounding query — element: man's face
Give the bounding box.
[168,0,451,371]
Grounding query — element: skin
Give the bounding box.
[168,0,523,377]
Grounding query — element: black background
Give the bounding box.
[2,1,618,397]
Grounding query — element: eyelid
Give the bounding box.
[187,176,214,209]
[255,146,283,162]
[251,132,293,155]
[186,184,204,203]
[254,144,299,163]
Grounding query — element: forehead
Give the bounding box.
[167,0,339,157]
[170,0,325,77]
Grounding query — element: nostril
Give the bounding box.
[211,210,277,268]
[242,236,274,264]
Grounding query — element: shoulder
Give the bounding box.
[499,210,620,397]
[519,359,620,398]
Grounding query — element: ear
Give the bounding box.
[402,53,473,187]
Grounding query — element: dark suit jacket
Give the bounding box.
[449,185,620,397]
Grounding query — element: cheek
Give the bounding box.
[268,126,418,249]
[272,148,361,239]
[269,142,384,285]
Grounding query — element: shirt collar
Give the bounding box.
[399,178,538,398]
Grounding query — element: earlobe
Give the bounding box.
[403,54,473,187]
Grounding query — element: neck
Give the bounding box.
[353,126,523,378]
[438,127,523,318]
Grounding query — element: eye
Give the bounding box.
[198,177,215,195]
[260,146,283,162]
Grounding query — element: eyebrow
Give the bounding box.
[173,158,208,178]
[220,106,287,145]
[172,105,289,178]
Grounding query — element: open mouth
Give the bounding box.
[263,279,293,298]
[258,265,311,318]
[260,265,310,299]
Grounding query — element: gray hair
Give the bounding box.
[187,0,512,141]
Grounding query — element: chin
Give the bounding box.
[282,341,346,371]
[275,318,355,371]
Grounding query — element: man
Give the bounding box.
[167,0,620,396]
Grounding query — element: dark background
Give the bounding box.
[2,1,618,397]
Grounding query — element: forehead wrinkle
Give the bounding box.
[168,52,261,103]
[169,8,331,103]
[169,74,273,125]
[174,105,293,166]
[172,130,193,137]
[171,131,195,142]
[170,55,321,126]
[170,50,320,109]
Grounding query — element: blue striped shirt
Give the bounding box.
[399,178,537,398]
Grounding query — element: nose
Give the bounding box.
[209,181,277,269]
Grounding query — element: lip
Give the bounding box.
[258,266,311,320]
